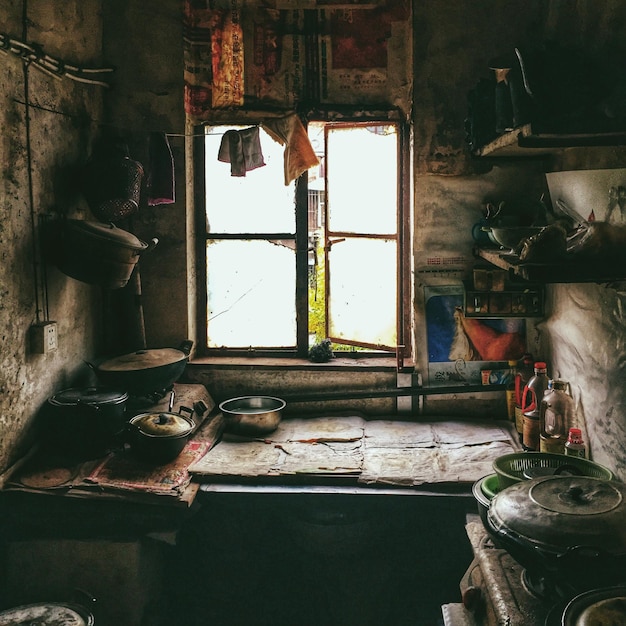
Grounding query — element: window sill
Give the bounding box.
[188,356,407,372]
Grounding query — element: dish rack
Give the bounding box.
[493,452,614,488]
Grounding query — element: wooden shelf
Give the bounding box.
[473,123,626,158]
[475,246,626,284]
[464,280,543,318]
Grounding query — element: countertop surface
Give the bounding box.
[190,414,522,490]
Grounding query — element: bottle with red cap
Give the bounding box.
[521,361,549,451]
[564,427,587,458]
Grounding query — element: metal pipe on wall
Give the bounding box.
[281,384,505,404]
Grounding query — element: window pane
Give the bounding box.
[207,240,296,348]
[328,238,396,347]
[205,126,295,233]
[327,126,397,234]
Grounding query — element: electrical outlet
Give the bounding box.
[30,321,58,354]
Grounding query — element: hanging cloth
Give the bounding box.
[217,126,266,176]
[147,132,175,206]
[262,113,319,186]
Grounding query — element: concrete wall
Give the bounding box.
[0,0,104,475]
[410,0,626,478]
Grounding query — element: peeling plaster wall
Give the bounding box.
[0,1,104,475]
[412,0,626,478]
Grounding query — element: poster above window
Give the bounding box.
[183,0,412,120]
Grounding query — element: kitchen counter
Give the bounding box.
[0,384,220,537]
[0,388,523,535]
[189,414,522,492]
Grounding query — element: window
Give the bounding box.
[195,116,411,361]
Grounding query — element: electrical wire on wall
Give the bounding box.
[20,0,48,327]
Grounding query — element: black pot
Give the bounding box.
[127,406,195,464]
[486,475,626,594]
[88,341,192,397]
[46,386,129,458]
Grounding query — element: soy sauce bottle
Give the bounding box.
[564,427,587,458]
[521,361,549,451]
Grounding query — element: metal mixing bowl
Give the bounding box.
[483,226,545,250]
[219,396,286,435]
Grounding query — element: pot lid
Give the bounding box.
[49,386,128,406]
[98,348,186,372]
[488,476,626,555]
[67,219,148,250]
[562,586,626,625]
[0,602,93,625]
[130,411,194,437]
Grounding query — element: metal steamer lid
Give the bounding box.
[130,411,194,437]
[68,219,148,250]
[0,602,94,625]
[50,386,128,406]
[98,348,186,372]
[487,475,626,555]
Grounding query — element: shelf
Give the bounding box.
[464,279,543,318]
[473,123,626,158]
[475,246,626,283]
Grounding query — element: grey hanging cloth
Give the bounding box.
[147,132,175,206]
[217,126,265,176]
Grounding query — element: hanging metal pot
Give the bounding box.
[486,475,626,593]
[56,220,158,290]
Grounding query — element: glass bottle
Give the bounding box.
[564,427,587,458]
[505,359,517,421]
[521,361,549,451]
[514,353,534,442]
[539,379,575,454]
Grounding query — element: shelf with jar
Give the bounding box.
[463,269,544,318]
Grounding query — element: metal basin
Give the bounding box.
[483,226,545,250]
[219,396,286,435]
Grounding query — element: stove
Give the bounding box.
[443,517,558,626]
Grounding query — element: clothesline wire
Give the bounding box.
[11,97,287,138]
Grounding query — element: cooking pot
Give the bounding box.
[472,473,500,528]
[560,585,626,625]
[45,386,129,458]
[87,341,192,396]
[0,602,94,625]
[127,403,195,464]
[219,396,286,435]
[486,475,626,594]
[56,219,158,289]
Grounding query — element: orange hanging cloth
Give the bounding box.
[262,113,319,186]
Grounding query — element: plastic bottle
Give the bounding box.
[564,427,587,458]
[539,379,575,454]
[514,353,534,442]
[521,361,549,451]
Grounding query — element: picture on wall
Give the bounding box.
[425,286,527,386]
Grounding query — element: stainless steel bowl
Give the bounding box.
[219,396,286,435]
[483,226,545,250]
